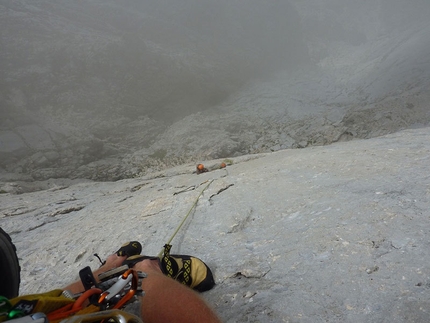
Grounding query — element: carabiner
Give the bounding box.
[58,309,143,323]
[47,288,103,321]
[0,296,12,317]
[0,296,26,320]
[6,313,48,323]
[98,269,139,309]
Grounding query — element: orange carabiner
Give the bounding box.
[115,269,139,309]
[98,269,139,309]
[47,288,103,321]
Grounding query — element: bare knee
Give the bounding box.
[133,258,161,273]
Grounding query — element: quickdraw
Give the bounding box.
[46,269,143,322]
[46,289,103,321]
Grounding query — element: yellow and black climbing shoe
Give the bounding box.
[116,241,142,257]
[94,241,143,267]
[159,244,215,292]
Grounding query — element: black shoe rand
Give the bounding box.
[159,245,215,293]
[116,241,142,257]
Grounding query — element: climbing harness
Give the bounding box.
[1,266,146,323]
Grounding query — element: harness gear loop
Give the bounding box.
[46,269,140,322]
[56,309,143,323]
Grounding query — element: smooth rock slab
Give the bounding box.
[1,127,430,322]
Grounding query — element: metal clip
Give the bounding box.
[98,265,129,282]
[47,288,103,322]
[59,309,143,323]
[7,313,48,323]
[98,269,139,309]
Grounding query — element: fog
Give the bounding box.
[1,0,430,181]
[1,0,308,121]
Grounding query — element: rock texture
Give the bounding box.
[2,126,430,322]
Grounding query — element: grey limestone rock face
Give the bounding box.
[1,127,430,322]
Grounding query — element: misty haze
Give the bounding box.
[1,0,430,183]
